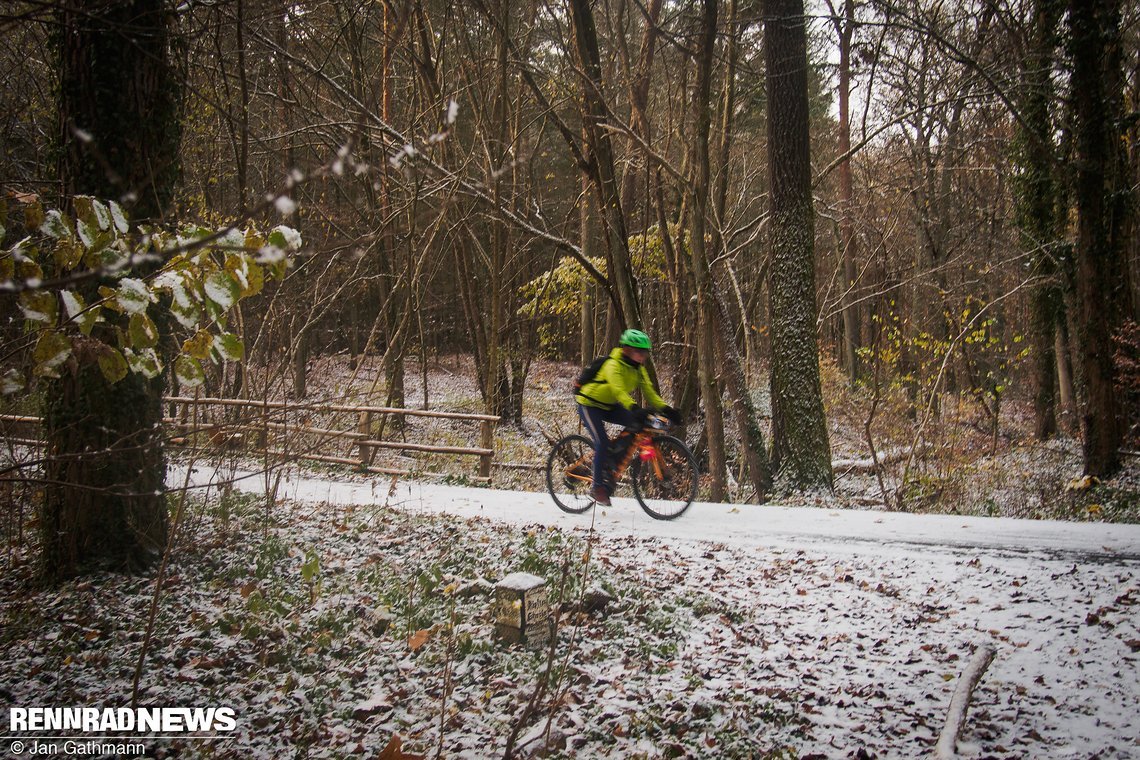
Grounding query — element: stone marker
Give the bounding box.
[493,572,552,646]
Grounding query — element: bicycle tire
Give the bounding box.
[631,435,697,520]
[545,434,597,515]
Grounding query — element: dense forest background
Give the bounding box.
[2,0,1140,577]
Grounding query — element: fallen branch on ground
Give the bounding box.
[834,444,931,474]
[934,642,997,759]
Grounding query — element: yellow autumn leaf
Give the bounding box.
[182,329,213,360]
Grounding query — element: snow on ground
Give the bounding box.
[4,359,1137,758]
[1,460,1137,759]
[154,462,1140,759]
[251,355,1140,521]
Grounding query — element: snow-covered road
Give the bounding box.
[172,463,1140,563]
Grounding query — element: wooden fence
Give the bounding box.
[1,395,500,483]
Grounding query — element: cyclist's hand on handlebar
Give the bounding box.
[660,405,682,425]
[631,406,652,425]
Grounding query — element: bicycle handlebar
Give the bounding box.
[627,412,672,433]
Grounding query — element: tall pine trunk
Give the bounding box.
[763,0,833,492]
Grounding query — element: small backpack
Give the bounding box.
[574,355,610,391]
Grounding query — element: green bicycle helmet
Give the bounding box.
[618,328,652,350]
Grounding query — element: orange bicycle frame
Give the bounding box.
[609,431,658,481]
[563,429,663,484]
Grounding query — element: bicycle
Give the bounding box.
[545,413,698,520]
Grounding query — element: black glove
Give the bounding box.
[661,405,682,424]
[631,406,652,425]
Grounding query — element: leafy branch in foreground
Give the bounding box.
[1,195,302,394]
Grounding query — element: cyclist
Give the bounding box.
[575,329,680,505]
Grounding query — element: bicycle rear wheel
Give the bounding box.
[631,435,697,520]
[546,434,597,514]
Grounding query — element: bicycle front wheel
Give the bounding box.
[631,435,697,520]
[545,434,597,515]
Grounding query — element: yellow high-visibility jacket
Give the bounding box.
[574,347,665,412]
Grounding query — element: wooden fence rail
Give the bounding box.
[2,396,500,483]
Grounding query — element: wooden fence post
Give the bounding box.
[256,400,267,450]
[357,410,373,468]
[479,418,494,480]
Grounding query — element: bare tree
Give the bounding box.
[568,0,644,332]
[688,0,728,500]
[827,0,863,384]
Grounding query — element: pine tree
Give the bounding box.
[763,0,833,492]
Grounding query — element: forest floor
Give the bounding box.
[1,466,1137,759]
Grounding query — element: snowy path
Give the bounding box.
[172,463,1140,563]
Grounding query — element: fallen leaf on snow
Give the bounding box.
[408,628,432,652]
[378,734,424,760]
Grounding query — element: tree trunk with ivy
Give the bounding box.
[763,0,833,492]
[1068,0,1130,477]
[1015,0,1063,440]
[44,0,182,579]
[42,354,169,577]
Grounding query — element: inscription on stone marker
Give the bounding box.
[493,572,551,646]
